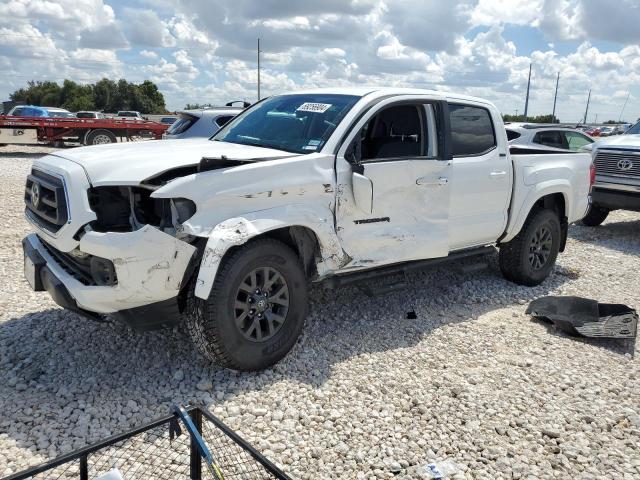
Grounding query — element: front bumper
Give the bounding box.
[23,227,197,314]
[591,187,640,212]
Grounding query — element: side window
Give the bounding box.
[506,129,521,141]
[215,115,234,128]
[533,130,566,149]
[449,104,496,156]
[564,131,593,151]
[359,104,423,161]
[11,107,24,116]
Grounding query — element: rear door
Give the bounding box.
[335,96,451,269]
[448,103,512,250]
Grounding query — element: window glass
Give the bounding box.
[167,113,198,135]
[534,130,566,149]
[360,104,423,160]
[213,94,360,154]
[564,131,593,151]
[11,107,24,116]
[506,129,521,141]
[215,115,234,127]
[449,104,496,156]
[625,121,640,135]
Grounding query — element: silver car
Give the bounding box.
[163,107,243,139]
[506,123,594,152]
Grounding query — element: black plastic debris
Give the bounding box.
[406,309,417,320]
[526,296,638,339]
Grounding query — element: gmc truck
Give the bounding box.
[581,121,640,226]
[22,88,593,371]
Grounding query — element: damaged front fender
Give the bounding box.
[194,205,346,300]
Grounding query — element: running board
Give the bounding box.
[322,246,496,289]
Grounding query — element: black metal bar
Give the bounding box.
[189,408,203,480]
[2,410,194,480]
[322,246,496,289]
[79,455,88,480]
[200,409,293,480]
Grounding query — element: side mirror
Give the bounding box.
[352,172,373,214]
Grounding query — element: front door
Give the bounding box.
[335,97,451,270]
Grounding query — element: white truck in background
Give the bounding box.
[581,121,640,226]
[22,88,593,370]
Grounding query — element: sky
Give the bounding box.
[1,0,639,123]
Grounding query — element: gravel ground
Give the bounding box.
[0,145,639,479]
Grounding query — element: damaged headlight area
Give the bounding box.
[87,186,196,234]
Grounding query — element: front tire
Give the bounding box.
[580,205,609,226]
[499,208,561,286]
[185,238,308,371]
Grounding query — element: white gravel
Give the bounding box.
[1,145,639,479]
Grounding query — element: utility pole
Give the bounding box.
[583,89,591,124]
[523,63,532,121]
[618,91,630,122]
[257,38,261,101]
[552,72,559,123]
[594,113,598,124]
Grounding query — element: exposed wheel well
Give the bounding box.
[532,193,568,252]
[259,226,321,279]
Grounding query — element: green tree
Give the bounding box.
[503,114,559,123]
[9,78,167,114]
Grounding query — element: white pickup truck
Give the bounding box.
[23,88,593,370]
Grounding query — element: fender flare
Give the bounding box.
[501,181,570,243]
[193,205,345,300]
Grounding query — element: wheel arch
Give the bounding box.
[502,184,570,245]
[192,212,346,300]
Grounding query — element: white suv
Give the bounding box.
[506,123,594,152]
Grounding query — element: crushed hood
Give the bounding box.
[50,139,297,186]
[593,134,640,151]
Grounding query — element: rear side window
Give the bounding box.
[215,115,234,128]
[167,113,198,135]
[533,130,566,149]
[449,104,496,156]
[506,129,521,141]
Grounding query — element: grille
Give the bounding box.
[24,169,68,233]
[594,150,640,178]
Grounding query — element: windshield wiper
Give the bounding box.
[212,138,300,154]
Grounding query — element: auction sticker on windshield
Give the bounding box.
[296,103,332,113]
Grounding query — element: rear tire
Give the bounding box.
[85,129,117,146]
[580,205,609,226]
[185,238,308,371]
[499,208,561,286]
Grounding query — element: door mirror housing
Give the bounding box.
[352,172,373,214]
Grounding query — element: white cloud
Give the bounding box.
[0,0,639,122]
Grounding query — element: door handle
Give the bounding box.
[490,171,507,178]
[416,176,448,186]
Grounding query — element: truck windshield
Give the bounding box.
[625,122,640,135]
[212,94,360,154]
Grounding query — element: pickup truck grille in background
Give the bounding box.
[24,169,69,233]
[594,150,640,178]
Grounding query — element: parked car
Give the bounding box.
[117,111,144,120]
[8,105,75,118]
[22,88,592,370]
[599,126,615,137]
[163,107,241,139]
[76,111,106,119]
[581,119,640,226]
[585,127,601,137]
[506,124,594,152]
